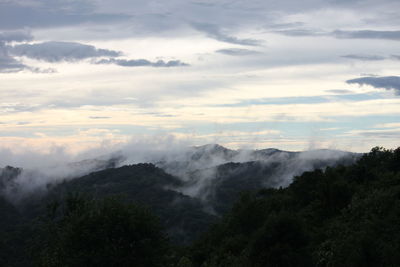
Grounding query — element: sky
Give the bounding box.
[0,0,400,156]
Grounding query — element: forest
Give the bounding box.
[0,146,399,266]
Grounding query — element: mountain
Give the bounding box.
[160,145,359,213]
[156,144,358,179]
[0,145,360,244]
[1,145,396,267]
[13,163,215,245]
[66,154,126,176]
[189,147,400,267]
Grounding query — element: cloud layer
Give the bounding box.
[0,30,32,72]
[347,76,400,94]
[341,54,386,61]
[0,0,400,155]
[216,48,261,56]
[333,30,400,41]
[192,23,262,46]
[0,34,190,71]
[96,58,189,67]
[10,41,121,62]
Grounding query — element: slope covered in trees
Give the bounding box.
[35,196,170,267]
[42,163,217,244]
[0,146,399,266]
[189,147,400,266]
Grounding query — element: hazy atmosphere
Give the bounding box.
[1,0,400,160]
[1,2,400,266]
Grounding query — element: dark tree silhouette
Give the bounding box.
[35,195,170,267]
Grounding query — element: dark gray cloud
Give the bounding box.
[0,60,26,73]
[265,22,305,30]
[0,42,27,72]
[1,0,398,45]
[273,29,326,37]
[346,76,400,94]
[391,55,400,60]
[0,31,33,72]
[333,30,400,40]
[1,38,124,72]
[0,1,129,30]
[96,58,189,67]
[192,23,262,46]
[0,59,55,73]
[216,48,261,56]
[1,38,189,72]
[10,41,121,62]
[273,28,400,42]
[0,57,25,72]
[0,30,33,43]
[341,54,386,61]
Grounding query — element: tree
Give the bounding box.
[246,213,311,267]
[35,195,170,267]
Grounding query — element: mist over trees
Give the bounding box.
[0,146,399,266]
[0,145,359,206]
[189,147,400,266]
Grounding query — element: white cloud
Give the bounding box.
[0,0,400,156]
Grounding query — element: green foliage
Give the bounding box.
[1,146,400,266]
[0,195,34,267]
[176,256,194,267]
[189,146,400,267]
[35,195,170,267]
[246,213,311,267]
[44,164,217,244]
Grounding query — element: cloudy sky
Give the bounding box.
[1,0,400,154]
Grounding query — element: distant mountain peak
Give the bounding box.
[190,144,237,161]
[255,148,283,153]
[194,143,229,151]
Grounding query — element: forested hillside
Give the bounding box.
[0,146,399,266]
[190,147,400,266]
